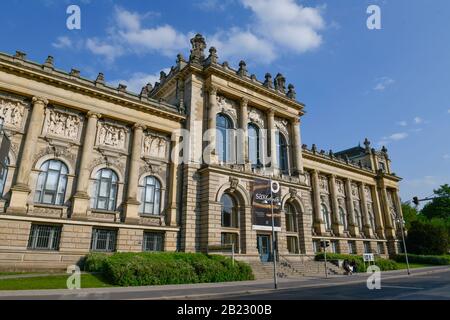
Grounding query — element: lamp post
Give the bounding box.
[396,215,410,275]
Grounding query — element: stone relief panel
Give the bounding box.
[319,175,329,193]
[217,95,238,125]
[304,171,311,187]
[142,133,169,160]
[275,117,289,139]
[43,107,83,142]
[364,186,373,203]
[248,107,265,128]
[351,183,360,199]
[336,179,345,196]
[0,96,28,131]
[96,122,128,151]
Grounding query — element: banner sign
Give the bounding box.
[252,178,281,229]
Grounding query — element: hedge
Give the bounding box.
[315,253,399,272]
[394,254,450,266]
[83,252,254,286]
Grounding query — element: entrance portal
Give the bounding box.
[257,234,271,262]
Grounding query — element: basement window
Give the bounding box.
[28,224,62,251]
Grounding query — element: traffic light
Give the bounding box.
[412,197,419,206]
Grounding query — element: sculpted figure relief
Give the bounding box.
[98,123,126,149]
[319,176,329,193]
[46,109,80,140]
[0,98,25,129]
[248,108,265,128]
[143,135,167,159]
[336,179,345,195]
[216,95,237,122]
[351,183,359,199]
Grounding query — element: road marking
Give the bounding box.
[381,285,424,290]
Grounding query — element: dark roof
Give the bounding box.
[334,146,366,159]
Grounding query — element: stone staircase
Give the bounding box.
[246,257,342,280]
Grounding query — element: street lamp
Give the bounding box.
[396,215,411,275]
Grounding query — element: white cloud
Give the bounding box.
[241,0,325,53]
[414,116,423,124]
[52,36,73,49]
[86,38,123,63]
[210,28,277,63]
[110,69,170,94]
[195,0,234,11]
[378,132,408,146]
[374,77,395,91]
[447,109,450,114]
[444,154,450,160]
[397,121,407,127]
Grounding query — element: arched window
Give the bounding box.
[91,168,118,211]
[221,194,238,228]
[248,123,260,168]
[368,209,376,231]
[216,114,234,163]
[339,207,348,230]
[285,202,297,232]
[139,176,161,216]
[276,131,288,173]
[34,160,68,206]
[321,204,331,230]
[0,157,9,197]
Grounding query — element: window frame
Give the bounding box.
[216,113,235,164]
[0,157,9,197]
[275,131,288,173]
[139,176,162,216]
[248,123,261,168]
[221,193,239,229]
[27,224,62,251]
[321,204,331,231]
[90,228,117,252]
[34,159,69,206]
[91,168,119,211]
[143,232,164,252]
[285,202,297,233]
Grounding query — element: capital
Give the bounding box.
[86,111,102,119]
[133,123,147,131]
[32,96,48,106]
[209,85,218,96]
[241,97,249,108]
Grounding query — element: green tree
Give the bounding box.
[402,202,420,229]
[421,184,450,220]
[406,220,449,255]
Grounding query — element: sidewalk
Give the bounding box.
[0,266,448,300]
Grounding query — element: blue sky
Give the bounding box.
[1,0,449,202]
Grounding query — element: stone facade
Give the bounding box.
[0,36,404,271]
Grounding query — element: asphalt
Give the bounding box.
[0,266,448,300]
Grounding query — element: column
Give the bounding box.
[344,178,359,237]
[329,175,343,236]
[167,132,180,226]
[8,97,48,214]
[380,186,395,239]
[124,123,146,224]
[292,117,304,175]
[71,112,101,218]
[359,182,373,238]
[268,109,277,172]
[371,186,385,238]
[207,85,218,164]
[311,170,325,234]
[239,98,249,166]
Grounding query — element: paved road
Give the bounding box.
[0,266,448,300]
[223,269,450,300]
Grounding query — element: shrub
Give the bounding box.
[315,253,398,272]
[83,253,109,272]
[84,252,254,286]
[406,220,449,255]
[394,254,450,265]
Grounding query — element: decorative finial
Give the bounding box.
[118,84,127,93]
[311,144,317,153]
[44,56,54,68]
[160,71,167,82]
[274,73,286,93]
[208,47,218,64]
[95,72,105,85]
[70,68,80,78]
[250,74,257,81]
[287,84,296,99]
[140,86,149,99]
[237,60,248,77]
[14,51,26,60]
[263,73,273,89]
[381,145,388,153]
[364,138,371,151]
[189,33,207,64]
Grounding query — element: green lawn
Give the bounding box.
[0,273,114,291]
[396,262,434,269]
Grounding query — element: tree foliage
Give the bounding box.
[406,220,449,255]
[421,184,450,220]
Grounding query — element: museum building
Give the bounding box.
[0,34,404,270]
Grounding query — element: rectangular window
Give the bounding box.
[143,232,164,252]
[331,241,338,254]
[28,224,61,251]
[379,162,386,172]
[287,236,299,254]
[364,241,372,254]
[90,228,117,252]
[377,243,385,255]
[313,240,319,253]
[221,233,239,253]
[348,241,356,254]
